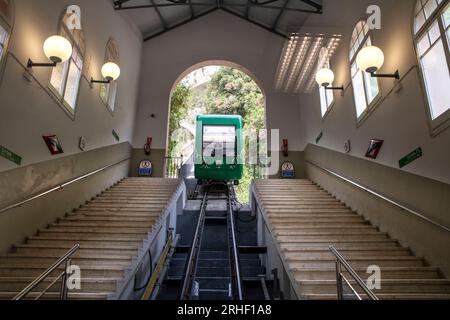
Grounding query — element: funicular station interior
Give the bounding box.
[0,0,449,301]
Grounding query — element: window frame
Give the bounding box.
[349,21,382,126]
[319,82,335,119]
[99,38,119,115]
[413,0,450,136]
[47,7,85,120]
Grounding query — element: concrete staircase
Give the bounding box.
[0,178,182,300]
[253,179,450,300]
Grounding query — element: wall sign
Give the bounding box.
[43,135,64,155]
[138,160,153,177]
[316,132,323,144]
[0,145,22,166]
[281,161,295,178]
[365,139,384,159]
[399,147,423,169]
[112,130,120,142]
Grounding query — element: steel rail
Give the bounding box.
[227,186,243,300]
[179,191,209,300]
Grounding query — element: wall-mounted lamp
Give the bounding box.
[91,62,121,84]
[27,35,73,68]
[356,46,400,79]
[316,68,344,91]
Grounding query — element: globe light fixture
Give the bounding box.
[356,45,400,79]
[27,35,73,68]
[91,62,121,84]
[316,68,344,91]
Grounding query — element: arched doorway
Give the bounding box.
[166,61,267,203]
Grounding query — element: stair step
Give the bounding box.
[27,237,143,247]
[37,231,148,240]
[302,293,450,300]
[47,225,151,233]
[14,245,138,257]
[0,265,125,278]
[288,256,425,269]
[0,255,132,267]
[277,234,389,241]
[283,249,411,259]
[0,277,120,293]
[0,291,113,300]
[293,267,442,281]
[55,221,155,228]
[298,279,450,295]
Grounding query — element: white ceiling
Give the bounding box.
[113,0,324,41]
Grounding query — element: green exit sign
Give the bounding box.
[0,145,22,166]
[399,147,423,169]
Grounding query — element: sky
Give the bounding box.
[181,66,221,88]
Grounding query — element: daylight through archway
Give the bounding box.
[167,63,267,203]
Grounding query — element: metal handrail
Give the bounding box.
[228,186,243,300]
[13,244,80,300]
[306,160,450,233]
[329,246,379,301]
[0,157,131,215]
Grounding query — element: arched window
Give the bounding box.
[318,47,334,117]
[100,38,119,113]
[49,5,85,114]
[349,20,381,122]
[0,0,13,76]
[414,0,450,133]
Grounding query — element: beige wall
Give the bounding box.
[0,0,142,173]
[269,151,306,180]
[132,10,303,152]
[129,148,166,178]
[298,0,450,185]
[305,144,450,277]
[0,142,132,253]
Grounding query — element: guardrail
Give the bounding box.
[0,157,131,215]
[13,245,80,300]
[329,246,379,300]
[306,160,450,233]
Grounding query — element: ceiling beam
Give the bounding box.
[220,7,288,39]
[150,0,168,30]
[144,6,218,41]
[272,0,289,31]
[114,1,321,14]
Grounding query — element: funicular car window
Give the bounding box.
[203,125,236,159]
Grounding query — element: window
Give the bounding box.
[318,48,334,117]
[0,0,13,78]
[100,39,119,113]
[49,6,85,115]
[414,0,450,133]
[349,21,381,122]
[203,125,236,162]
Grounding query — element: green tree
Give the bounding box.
[205,67,265,203]
[168,84,191,158]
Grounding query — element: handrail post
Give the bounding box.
[60,258,71,300]
[335,261,343,300]
[13,244,79,300]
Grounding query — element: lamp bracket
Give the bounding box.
[370,70,400,79]
[90,78,111,84]
[324,85,344,91]
[27,59,57,69]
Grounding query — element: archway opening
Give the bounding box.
[167,62,267,203]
